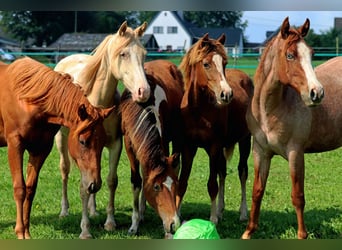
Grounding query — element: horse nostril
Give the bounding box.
[220,90,233,103]
[310,88,323,104]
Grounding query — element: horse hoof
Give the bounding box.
[79,233,93,239]
[128,228,138,236]
[104,221,116,231]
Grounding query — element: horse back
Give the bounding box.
[144,60,184,152]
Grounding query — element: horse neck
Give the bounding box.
[253,39,288,116]
[183,66,208,110]
[86,55,119,107]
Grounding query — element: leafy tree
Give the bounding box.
[0,11,138,47]
[183,11,247,30]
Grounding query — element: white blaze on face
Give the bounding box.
[212,54,232,98]
[162,176,173,192]
[297,42,323,97]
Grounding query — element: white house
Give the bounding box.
[145,11,244,54]
[145,11,192,51]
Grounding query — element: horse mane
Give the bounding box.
[120,90,165,171]
[8,57,101,135]
[78,26,145,95]
[179,37,227,92]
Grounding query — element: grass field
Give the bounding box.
[0,57,341,239]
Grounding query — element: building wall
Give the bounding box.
[145,11,191,51]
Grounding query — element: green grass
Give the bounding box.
[0,143,341,239]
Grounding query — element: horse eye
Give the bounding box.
[153,183,161,192]
[79,139,87,146]
[120,52,128,58]
[286,53,294,60]
[203,62,210,69]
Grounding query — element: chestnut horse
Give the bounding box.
[177,33,254,224]
[242,17,325,239]
[120,60,184,238]
[0,57,113,239]
[54,21,150,238]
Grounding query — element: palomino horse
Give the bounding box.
[242,17,325,239]
[177,33,254,224]
[120,60,184,238]
[0,57,113,239]
[54,21,150,238]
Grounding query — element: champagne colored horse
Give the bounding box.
[177,34,253,224]
[54,21,150,238]
[120,60,184,238]
[242,17,325,239]
[0,57,112,239]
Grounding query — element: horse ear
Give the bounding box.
[202,33,209,41]
[199,33,209,48]
[78,104,89,121]
[119,21,128,36]
[217,33,226,45]
[100,106,116,119]
[170,153,180,169]
[135,21,147,37]
[299,18,310,37]
[281,16,290,39]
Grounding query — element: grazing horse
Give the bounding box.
[176,33,254,224]
[54,21,150,238]
[120,60,184,238]
[0,57,113,239]
[241,17,325,239]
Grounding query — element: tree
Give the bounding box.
[0,11,138,47]
[183,11,247,30]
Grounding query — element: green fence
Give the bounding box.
[2,51,340,70]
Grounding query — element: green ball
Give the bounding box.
[173,219,220,239]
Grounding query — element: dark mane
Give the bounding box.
[8,57,101,134]
[120,90,165,170]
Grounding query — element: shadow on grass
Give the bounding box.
[0,203,341,239]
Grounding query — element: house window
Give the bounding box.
[153,26,164,34]
[167,26,178,34]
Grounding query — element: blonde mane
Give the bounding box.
[78,26,145,95]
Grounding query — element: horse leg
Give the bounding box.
[103,136,122,231]
[125,137,142,235]
[241,141,272,239]
[79,183,92,239]
[237,136,251,221]
[7,142,25,239]
[104,110,122,232]
[207,146,226,224]
[288,148,307,239]
[23,150,51,239]
[55,127,71,217]
[176,144,197,217]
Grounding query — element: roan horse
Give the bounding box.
[54,21,150,238]
[242,17,325,239]
[0,57,113,239]
[120,60,184,238]
[177,33,254,224]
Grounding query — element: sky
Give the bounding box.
[242,11,342,43]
